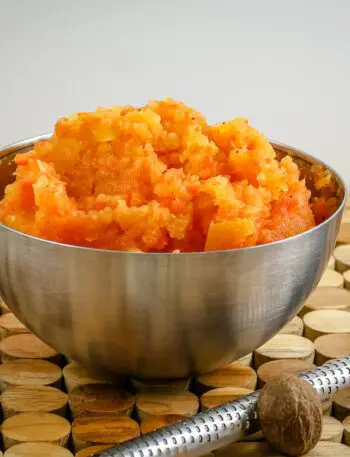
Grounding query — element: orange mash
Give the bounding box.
[0,99,337,252]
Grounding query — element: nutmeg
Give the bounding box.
[257,373,322,456]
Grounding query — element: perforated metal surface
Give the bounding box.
[299,356,350,398]
[98,356,350,457]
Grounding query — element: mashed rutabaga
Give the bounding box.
[0,99,336,252]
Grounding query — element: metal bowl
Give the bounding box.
[0,135,346,379]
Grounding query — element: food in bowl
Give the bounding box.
[0,99,338,252]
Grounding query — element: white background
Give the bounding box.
[1,0,349,186]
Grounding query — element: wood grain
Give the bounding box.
[314,334,350,365]
[1,385,68,418]
[69,383,134,418]
[75,445,113,457]
[333,388,350,422]
[254,334,315,369]
[63,362,110,393]
[3,443,73,456]
[140,414,186,434]
[256,359,315,387]
[317,269,344,288]
[237,353,253,367]
[320,416,344,443]
[306,442,350,456]
[278,316,304,336]
[303,310,350,341]
[0,313,30,340]
[0,359,62,392]
[334,245,350,273]
[195,362,257,393]
[214,442,283,456]
[321,396,334,416]
[135,391,199,421]
[1,412,71,450]
[300,287,350,317]
[0,334,60,364]
[214,441,350,456]
[72,415,140,451]
[344,416,350,446]
[200,387,253,411]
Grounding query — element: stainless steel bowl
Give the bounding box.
[0,135,346,379]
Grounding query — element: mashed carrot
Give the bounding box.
[0,99,336,252]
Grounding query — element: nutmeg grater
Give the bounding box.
[98,356,350,457]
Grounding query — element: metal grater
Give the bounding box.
[99,356,350,457]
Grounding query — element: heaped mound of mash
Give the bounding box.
[0,99,337,252]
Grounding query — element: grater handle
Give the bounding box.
[98,356,350,457]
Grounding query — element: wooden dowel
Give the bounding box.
[299,287,350,317]
[214,442,277,457]
[254,334,315,369]
[4,443,73,456]
[322,396,333,416]
[68,383,134,419]
[135,391,199,422]
[140,414,186,434]
[278,316,303,336]
[1,412,71,450]
[314,333,350,365]
[195,362,257,394]
[317,269,344,288]
[0,359,62,392]
[0,334,60,365]
[63,362,111,393]
[333,388,350,422]
[1,385,68,418]
[214,441,350,457]
[334,245,350,273]
[200,387,253,411]
[320,416,344,443]
[256,359,315,388]
[303,310,350,342]
[237,353,253,367]
[72,415,140,452]
[75,445,113,457]
[343,416,350,446]
[0,313,30,340]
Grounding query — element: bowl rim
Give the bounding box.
[0,134,347,257]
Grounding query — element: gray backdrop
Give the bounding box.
[1,0,349,186]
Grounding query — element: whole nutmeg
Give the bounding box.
[257,373,322,456]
